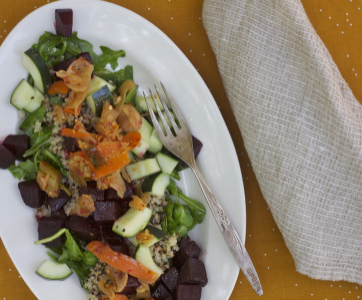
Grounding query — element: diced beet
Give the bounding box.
[76,52,93,64]
[120,275,142,296]
[164,297,173,300]
[94,201,121,223]
[79,181,104,201]
[173,241,201,270]
[178,258,208,287]
[151,282,171,300]
[46,190,70,212]
[55,9,73,37]
[101,226,124,245]
[161,267,179,293]
[0,144,16,169]
[38,217,66,247]
[2,134,29,161]
[51,208,69,228]
[63,136,79,152]
[178,236,191,249]
[69,215,99,242]
[18,180,45,208]
[176,284,201,300]
[105,181,133,201]
[110,244,129,256]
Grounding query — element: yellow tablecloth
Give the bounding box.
[0,0,361,299]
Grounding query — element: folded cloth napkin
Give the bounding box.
[202,0,362,284]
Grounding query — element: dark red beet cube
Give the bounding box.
[46,189,70,212]
[120,275,141,296]
[94,201,121,223]
[80,181,104,201]
[178,235,191,249]
[161,267,179,293]
[2,134,29,161]
[176,284,202,300]
[110,244,129,256]
[105,181,133,201]
[101,226,124,245]
[18,180,46,208]
[54,52,93,73]
[69,215,99,242]
[38,217,66,247]
[63,136,79,152]
[0,144,16,169]
[55,9,73,37]
[178,258,208,287]
[173,241,201,270]
[151,282,171,300]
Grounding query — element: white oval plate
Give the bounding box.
[0,1,246,300]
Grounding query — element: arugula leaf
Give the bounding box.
[64,230,84,262]
[24,126,53,158]
[64,32,98,64]
[83,252,98,266]
[7,160,38,181]
[19,105,46,136]
[32,32,67,68]
[41,150,67,176]
[94,64,133,88]
[97,46,125,70]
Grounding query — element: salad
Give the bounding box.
[0,8,208,300]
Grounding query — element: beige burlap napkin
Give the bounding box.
[202,0,362,284]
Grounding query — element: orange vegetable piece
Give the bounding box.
[93,149,130,179]
[48,80,69,95]
[122,132,141,151]
[62,127,91,139]
[87,241,158,284]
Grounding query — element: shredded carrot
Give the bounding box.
[47,80,69,95]
[122,132,141,151]
[88,241,158,284]
[62,128,91,138]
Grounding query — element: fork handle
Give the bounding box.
[190,162,263,296]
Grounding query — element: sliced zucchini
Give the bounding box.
[155,152,179,175]
[112,207,153,238]
[132,117,153,158]
[125,158,161,181]
[86,85,113,116]
[87,75,116,97]
[135,245,163,278]
[36,259,72,280]
[128,225,166,247]
[125,85,138,104]
[142,172,170,196]
[10,79,35,110]
[24,87,44,113]
[148,129,163,154]
[23,48,52,94]
[134,95,165,113]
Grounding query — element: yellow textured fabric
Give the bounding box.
[0,0,361,299]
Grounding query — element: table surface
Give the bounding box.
[1,0,361,299]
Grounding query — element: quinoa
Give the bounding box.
[84,261,107,300]
[33,120,42,133]
[17,109,26,119]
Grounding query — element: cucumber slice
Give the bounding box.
[129,225,167,247]
[36,259,72,280]
[86,85,113,116]
[23,48,52,94]
[10,79,35,110]
[134,95,165,113]
[135,245,163,278]
[24,87,44,113]
[87,75,116,97]
[148,129,163,154]
[112,207,153,237]
[125,158,161,181]
[142,172,170,196]
[132,117,153,158]
[155,153,179,175]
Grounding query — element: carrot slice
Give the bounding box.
[122,131,141,151]
[62,128,91,139]
[48,80,69,95]
[93,150,130,179]
[87,241,158,284]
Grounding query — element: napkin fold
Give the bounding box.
[202,0,362,284]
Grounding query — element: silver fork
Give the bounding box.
[144,83,263,296]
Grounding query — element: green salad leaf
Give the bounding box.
[7,160,37,181]
[97,46,125,70]
[24,125,53,158]
[94,64,133,88]
[19,105,46,136]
